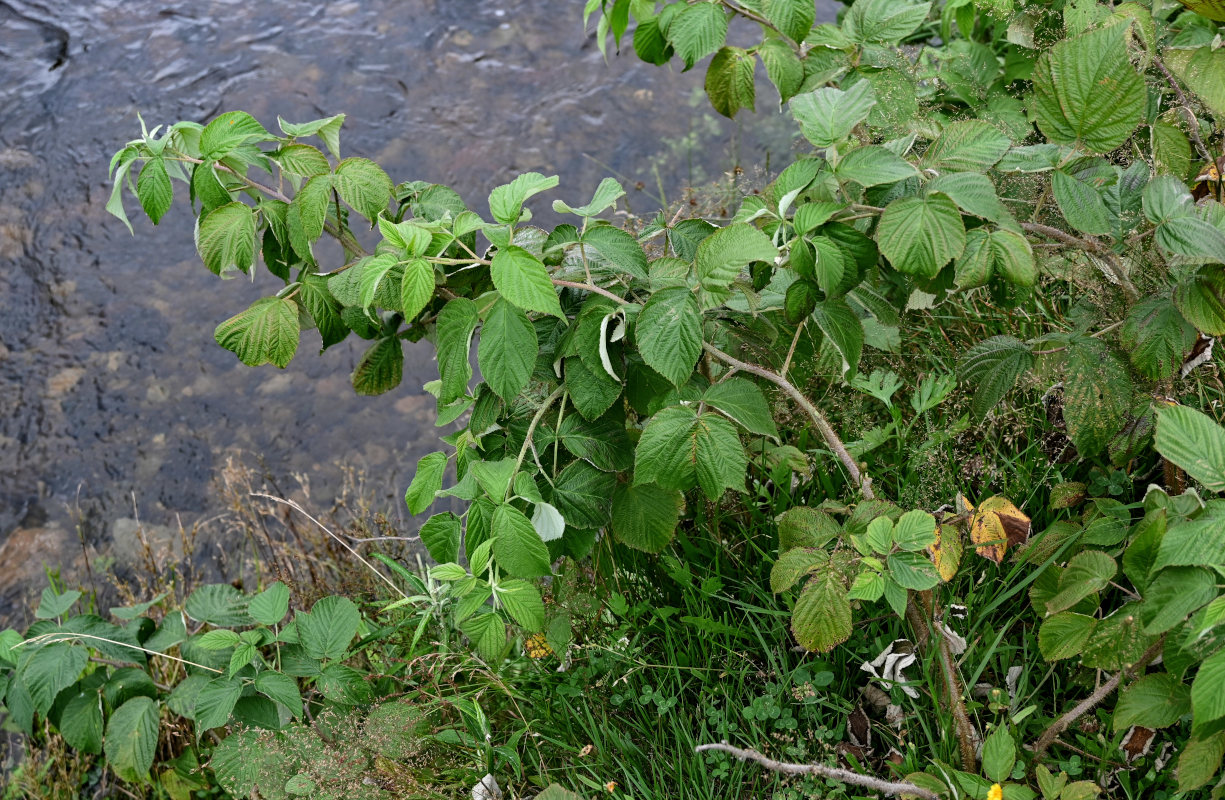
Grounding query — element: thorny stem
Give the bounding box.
[1019,222,1139,301]
[694,742,940,799]
[907,592,978,770]
[703,343,875,499]
[1153,57,1215,165]
[1031,637,1165,763]
[551,279,626,305]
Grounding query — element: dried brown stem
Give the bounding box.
[695,742,940,799]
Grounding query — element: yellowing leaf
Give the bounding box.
[967,495,1031,564]
[929,523,963,581]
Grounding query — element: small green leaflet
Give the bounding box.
[1163,45,1225,120]
[1053,169,1112,236]
[835,145,917,187]
[400,258,435,321]
[702,378,779,438]
[497,580,545,632]
[296,595,360,661]
[196,202,256,276]
[489,172,559,224]
[435,298,479,404]
[844,0,932,44]
[762,0,816,43]
[405,452,445,516]
[636,287,703,386]
[954,228,1035,288]
[200,111,272,160]
[278,113,345,159]
[553,177,625,217]
[248,582,290,626]
[558,414,634,472]
[810,298,864,379]
[877,193,966,279]
[419,512,462,565]
[297,275,346,350]
[254,672,302,718]
[214,297,300,369]
[274,143,331,178]
[490,246,564,318]
[790,81,876,148]
[927,172,1010,224]
[1031,23,1145,153]
[759,39,803,104]
[1175,267,1225,336]
[104,696,160,782]
[1121,295,1197,380]
[550,460,615,529]
[137,156,173,224]
[378,217,433,256]
[1063,338,1131,456]
[478,298,538,401]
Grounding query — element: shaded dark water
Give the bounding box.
[0,0,801,617]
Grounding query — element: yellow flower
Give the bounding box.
[987,784,1003,800]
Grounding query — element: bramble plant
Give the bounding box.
[3,0,1225,796]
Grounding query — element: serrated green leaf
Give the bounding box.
[810,298,863,379]
[887,551,941,590]
[497,580,545,632]
[763,0,815,42]
[35,588,81,619]
[18,643,87,714]
[400,257,435,321]
[274,143,330,178]
[581,225,649,279]
[194,677,242,730]
[1176,730,1225,793]
[553,177,626,217]
[419,512,462,565]
[927,172,1010,223]
[278,113,345,158]
[893,510,936,551]
[1121,295,1198,380]
[982,726,1016,783]
[835,145,917,187]
[636,287,703,386]
[1163,45,1225,120]
[104,696,160,781]
[791,573,852,652]
[633,406,747,499]
[1063,338,1131,456]
[845,0,931,43]
[1192,648,1225,728]
[461,612,507,662]
[295,595,360,661]
[1031,24,1145,153]
[923,120,1011,172]
[200,111,272,159]
[696,222,777,293]
[702,377,779,438]
[668,1,728,67]
[877,193,966,279]
[550,460,615,529]
[479,298,538,401]
[790,82,876,148]
[705,46,756,118]
[184,584,252,628]
[491,246,564,318]
[59,688,103,754]
[137,156,173,224]
[249,582,290,626]
[771,548,826,593]
[436,298,479,404]
[1140,567,1216,635]
[778,507,841,551]
[958,335,1033,419]
[1155,405,1225,492]
[558,415,634,472]
[759,38,804,103]
[489,172,559,224]
[1114,673,1191,731]
[197,202,256,276]
[1039,612,1098,660]
[491,503,552,578]
[610,482,682,553]
[297,274,347,350]
[352,337,402,395]
[1175,267,1225,336]
[1053,168,1113,236]
[333,157,392,222]
[1046,551,1116,614]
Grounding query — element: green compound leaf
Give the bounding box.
[1031,24,1145,153]
[491,503,553,579]
[491,246,564,318]
[478,298,538,401]
[922,120,1011,172]
[197,201,256,276]
[634,406,747,500]
[104,696,160,782]
[489,172,559,224]
[957,335,1034,419]
[667,1,729,68]
[333,157,393,223]
[791,573,852,652]
[1154,405,1225,493]
[877,192,966,279]
[278,113,345,159]
[296,595,360,661]
[1063,338,1132,457]
[611,482,683,553]
[790,81,876,148]
[695,222,777,292]
[1175,267,1225,336]
[705,46,756,118]
[214,297,300,369]
[702,377,779,438]
[636,287,703,386]
[137,156,173,224]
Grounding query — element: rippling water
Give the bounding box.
[0,0,803,617]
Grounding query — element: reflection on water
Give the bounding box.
[0,0,801,618]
